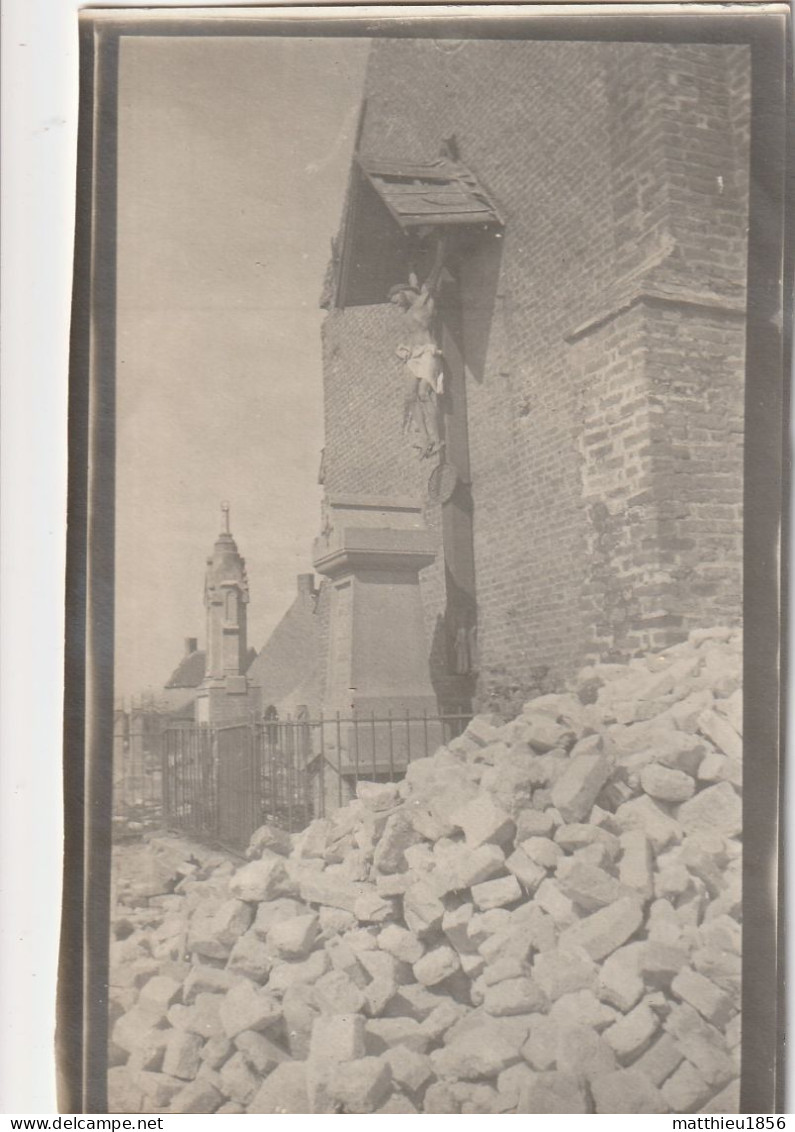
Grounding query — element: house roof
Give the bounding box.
[162,693,198,722]
[165,649,206,689]
[356,153,503,229]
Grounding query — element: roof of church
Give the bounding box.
[247,577,321,710]
[165,649,206,689]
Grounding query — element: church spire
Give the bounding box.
[203,502,249,680]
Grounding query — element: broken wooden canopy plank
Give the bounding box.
[356,153,503,229]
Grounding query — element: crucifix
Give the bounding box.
[392,232,479,707]
[389,235,448,460]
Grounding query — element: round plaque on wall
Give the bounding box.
[427,461,459,504]
[433,39,467,55]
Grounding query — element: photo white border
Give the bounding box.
[1,0,789,1115]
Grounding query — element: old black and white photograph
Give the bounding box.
[56,4,788,1117]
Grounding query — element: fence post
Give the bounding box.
[370,712,377,780]
[318,710,326,818]
[286,719,294,833]
[211,727,220,843]
[387,710,395,782]
[161,729,170,829]
[251,722,260,845]
[353,715,360,788]
[335,713,343,809]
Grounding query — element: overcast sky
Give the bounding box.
[115,34,370,701]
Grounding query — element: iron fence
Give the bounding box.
[160,709,471,853]
[303,710,471,816]
[113,709,163,829]
[161,721,216,842]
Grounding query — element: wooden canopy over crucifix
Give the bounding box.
[329,140,504,711]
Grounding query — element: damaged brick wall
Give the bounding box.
[319,39,749,703]
[570,299,746,661]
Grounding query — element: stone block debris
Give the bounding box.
[109,628,742,1113]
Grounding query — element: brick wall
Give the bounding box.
[571,304,656,660]
[319,39,749,705]
[641,303,745,636]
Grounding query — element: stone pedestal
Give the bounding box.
[195,677,254,726]
[313,495,442,787]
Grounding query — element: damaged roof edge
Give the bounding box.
[356,152,504,229]
[329,144,505,308]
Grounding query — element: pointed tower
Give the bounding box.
[195,503,254,724]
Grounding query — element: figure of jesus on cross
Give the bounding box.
[389,235,448,461]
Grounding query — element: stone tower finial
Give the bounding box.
[196,504,252,726]
[202,503,249,691]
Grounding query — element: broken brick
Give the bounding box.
[267,913,319,959]
[161,1029,203,1080]
[219,982,281,1040]
[597,943,645,1012]
[451,796,516,849]
[532,947,596,1001]
[559,896,645,961]
[483,977,548,1017]
[671,967,735,1029]
[229,856,291,902]
[308,1013,366,1062]
[640,763,696,803]
[555,857,627,912]
[518,1071,588,1114]
[664,1004,736,1087]
[661,1059,713,1112]
[591,1068,667,1114]
[413,945,461,987]
[471,873,523,911]
[403,880,446,935]
[603,1000,660,1063]
[614,795,684,852]
[677,782,742,839]
[550,752,612,823]
[432,1029,521,1080]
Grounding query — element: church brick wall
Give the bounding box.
[319,39,749,706]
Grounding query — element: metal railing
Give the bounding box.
[113,710,163,830]
[160,708,471,853]
[303,709,471,814]
[161,720,216,842]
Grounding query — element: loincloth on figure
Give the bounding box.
[397,342,444,395]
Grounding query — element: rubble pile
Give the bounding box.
[108,627,742,1115]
